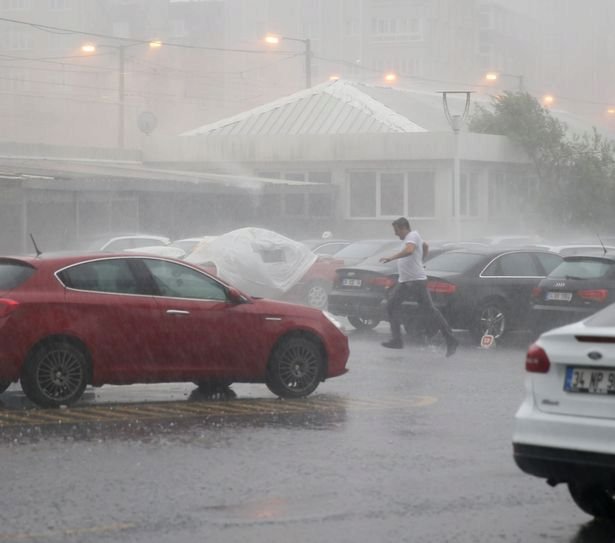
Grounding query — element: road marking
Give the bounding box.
[0,522,136,541]
[0,395,438,428]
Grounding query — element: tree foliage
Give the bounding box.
[470,92,615,233]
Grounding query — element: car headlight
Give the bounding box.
[322,310,343,330]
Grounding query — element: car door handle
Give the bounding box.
[166,309,190,316]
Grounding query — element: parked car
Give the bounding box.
[327,241,460,331]
[513,306,615,520]
[0,253,349,407]
[185,228,344,310]
[424,248,563,341]
[170,236,218,257]
[301,238,352,257]
[530,254,615,336]
[332,239,401,266]
[528,243,615,257]
[85,234,171,252]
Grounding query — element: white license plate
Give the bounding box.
[342,278,362,287]
[545,291,573,302]
[565,367,615,394]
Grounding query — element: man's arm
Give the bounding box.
[380,242,415,263]
[422,241,429,261]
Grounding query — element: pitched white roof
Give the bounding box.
[182,79,428,136]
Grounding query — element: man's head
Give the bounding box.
[392,217,411,239]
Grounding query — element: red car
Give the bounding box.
[0,253,349,408]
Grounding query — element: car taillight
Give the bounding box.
[531,287,542,299]
[525,343,550,373]
[0,298,19,318]
[577,289,609,302]
[368,276,396,288]
[427,281,457,294]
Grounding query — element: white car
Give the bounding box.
[89,235,171,252]
[513,304,615,519]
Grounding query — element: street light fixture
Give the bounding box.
[485,71,525,92]
[264,33,312,88]
[384,72,398,84]
[542,94,555,107]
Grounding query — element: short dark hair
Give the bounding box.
[392,217,410,230]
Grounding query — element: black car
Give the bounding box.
[425,248,563,341]
[327,242,459,331]
[332,239,401,267]
[529,254,615,336]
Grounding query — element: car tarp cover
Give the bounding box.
[186,227,317,298]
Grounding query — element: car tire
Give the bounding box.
[568,482,615,519]
[0,380,10,394]
[21,341,89,408]
[348,315,380,330]
[304,280,330,310]
[470,300,508,342]
[266,337,324,398]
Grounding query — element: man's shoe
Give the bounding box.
[446,337,459,357]
[382,339,403,349]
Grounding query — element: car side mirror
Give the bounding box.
[227,287,244,304]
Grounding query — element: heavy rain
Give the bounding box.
[1,1,615,542]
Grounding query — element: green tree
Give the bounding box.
[470,92,615,232]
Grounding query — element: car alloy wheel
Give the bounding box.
[266,337,323,398]
[21,341,89,408]
[471,302,507,341]
[348,315,380,330]
[305,281,330,310]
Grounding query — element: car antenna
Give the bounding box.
[29,233,42,257]
[597,232,607,256]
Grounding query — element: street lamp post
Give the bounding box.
[485,71,525,92]
[264,34,312,88]
[440,91,473,241]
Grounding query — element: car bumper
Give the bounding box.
[327,290,386,319]
[513,394,615,483]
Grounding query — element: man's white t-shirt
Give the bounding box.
[398,230,426,282]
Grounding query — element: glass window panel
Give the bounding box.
[407,171,435,217]
[143,259,227,300]
[349,172,377,217]
[380,172,404,216]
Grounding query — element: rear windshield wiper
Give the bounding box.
[564,275,586,280]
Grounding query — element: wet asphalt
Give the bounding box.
[0,324,612,543]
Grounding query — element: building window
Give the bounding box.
[1,0,31,9]
[380,172,404,216]
[0,69,30,92]
[1,30,32,50]
[459,172,480,217]
[407,171,435,218]
[308,171,332,183]
[284,172,306,182]
[348,170,435,218]
[48,0,68,9]
[370,16,423,42]
[349,171,377,217]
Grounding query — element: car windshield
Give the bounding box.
[0,261,35,290]
[548,259,615,279]
[425,252,485,273]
